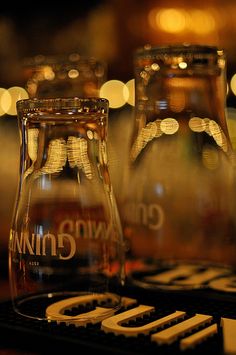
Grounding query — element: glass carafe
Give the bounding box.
[122,44,236,290]
[9,97,125,322]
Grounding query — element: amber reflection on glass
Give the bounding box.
[131,114,229,165]
[67,136,93,180]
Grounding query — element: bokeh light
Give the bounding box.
[0,87,29,116]
[0,88,11,117]
[230,74,236,96]
[157,8,186,33]
[99,80,128,108]
[124,79,135,106]
[148,7,217,35]
[160,118,179,134]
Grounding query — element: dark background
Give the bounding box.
[1,0,236,94]
[1,0,236,267]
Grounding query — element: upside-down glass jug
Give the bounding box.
[121,44,236,290]
[9,97,125,323]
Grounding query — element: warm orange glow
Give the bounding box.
[156,8,187,33]
[202,146,219,170]
[148,6,217,35]
[43,66,55,80]
[148,7,159,30]
[169,91,185,112]
[189,10,216,34]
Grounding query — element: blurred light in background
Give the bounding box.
[0,73,235,114]
[0,87,28,116]
[0,89,11,116]
[43,66,56,81]
[230,74,236,96]
[148,7,216,35]
[0,79,135,114]
[154,8,187,33]
[116,72,234,105]
[99,79,135,108]
[125,79,135,106]
[99,80,128,108]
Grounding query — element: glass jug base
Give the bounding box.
[12,291,121,323]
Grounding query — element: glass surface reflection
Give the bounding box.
[121,44,236,290]
[9,97,125,322]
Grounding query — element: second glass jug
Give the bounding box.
[121,44,236,290]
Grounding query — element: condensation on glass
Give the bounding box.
[121,44,236,290]
[8,97,125,322]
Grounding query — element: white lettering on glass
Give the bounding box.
[125,202,164,230]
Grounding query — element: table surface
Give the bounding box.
[0,277,34,354]
[0,260,235,355]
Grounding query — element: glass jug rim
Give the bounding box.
[134,43,224,58]
[22,53,106,68]
[16,97,109,113]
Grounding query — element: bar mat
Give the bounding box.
[0,286,235,354]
